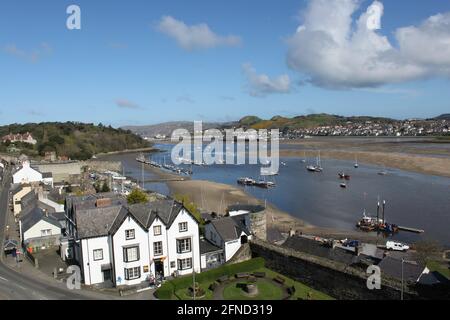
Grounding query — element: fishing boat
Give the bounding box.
[356,201,399,234]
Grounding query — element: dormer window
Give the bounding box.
[125,229,135,240]
[179,222,188,232]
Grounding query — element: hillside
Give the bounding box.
[239,114,396,130]
[0,122,150,160]
[435,114,450,120]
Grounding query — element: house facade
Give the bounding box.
[12,185,32,215]
[65,194,201,287]
[2,132,37,145]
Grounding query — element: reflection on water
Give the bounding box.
[104,143,450,247]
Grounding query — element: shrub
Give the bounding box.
[154,282,174,300]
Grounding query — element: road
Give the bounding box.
[0,167,105,300]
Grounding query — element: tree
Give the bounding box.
[101,182,110,193]
[127,188,149,204]
[413,240,443,265]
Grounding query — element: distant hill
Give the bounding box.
[0,122,150,160]
[238,113,396,130]
[435,114,450,120]
[122,121,227,137]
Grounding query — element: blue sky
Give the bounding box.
[0,0,449,127]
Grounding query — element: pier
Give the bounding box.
[397,226,425,234]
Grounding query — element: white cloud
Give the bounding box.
[157,16,241,50]
[286,0,450,89]
[3,42,52,63]
[115,99,140,109]
[242,63,291,97]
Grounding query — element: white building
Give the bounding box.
[12,161,53,187]
[204,216,251,262]
[65,194,201,287]
[19,207,62,247]
[13,161,43,184]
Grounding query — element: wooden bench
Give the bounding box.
[235,272,250,279]
[273,276,286,285]
[253,272,266,278]
[287,286,296,295]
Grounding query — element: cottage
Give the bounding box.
[12,161,43,184]
[199,237,224,270]
[19,207,62,248]
[204,216,251,262]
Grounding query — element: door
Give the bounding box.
[154,259,164,278]
[103,269,112,282]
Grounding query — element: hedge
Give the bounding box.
[155,258,265,299]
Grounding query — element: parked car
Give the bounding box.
[386,241,410,252]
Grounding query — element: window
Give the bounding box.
[124,267,141,280]
[40,229,52,237]
[170,261,176,268]
[153,225,162,236]
[123,246,139,262]
[179,222,188,232]
[93,249,103,261]
[177,238,191,253]
[153,241,163,256]
[177,258,192,270]
[125,229,135,240]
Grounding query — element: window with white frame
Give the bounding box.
[123,246,139,262]
[153,225,162,236]
[153,241,163,256]
[125,229,135,240]
[124,267,141,280]
[177,238,191,253]
[93,249,103,261]
[40,229,52,237]
[177,258,192,270]
[179,222,188,232]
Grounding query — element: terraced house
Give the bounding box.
[64,193,201,287]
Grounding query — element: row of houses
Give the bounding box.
[1,132,37,145]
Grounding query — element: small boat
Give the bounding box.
[378,165,387,175]
[237,177,256,185]
[340,183,347,188]
[338,172,351,180]
[354,155,359,168]
[306,151,323,172]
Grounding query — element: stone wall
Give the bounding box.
[83,160,122,173]
[227,243,252,265]
[249,210,267,241]
[250,239,419,300]
[34,162,82,182]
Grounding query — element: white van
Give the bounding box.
[386,241,410,252]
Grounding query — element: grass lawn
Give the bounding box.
[174,283,214,300]
[223,279,284,300]
[427,260,450,280]
[257,267,333,300]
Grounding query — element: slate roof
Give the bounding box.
[209,216,250,242]
[21,191,38,211]
[282,235,359,265]
[126,199,183,229]
[378,256,425,283]
[75,205,126,239]
[20,206,61,233]
[200,238,223,254]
